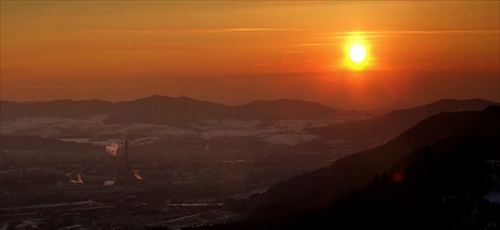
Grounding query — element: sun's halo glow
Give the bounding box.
[349,44,366,63]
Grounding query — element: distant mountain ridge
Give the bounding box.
[2,96,496,121]
[305,98,498,152]
[0,95,344,123]
[2,96,496,143]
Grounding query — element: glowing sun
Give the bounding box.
[349,44,366,63]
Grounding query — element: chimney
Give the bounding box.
[125,139,128,165]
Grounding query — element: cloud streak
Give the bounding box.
[299,30,500,45]
[8,27,303,36]
[329,29,500,38]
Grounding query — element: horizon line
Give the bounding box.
[1,95,497,112]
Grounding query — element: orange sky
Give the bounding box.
[1,1,499,109]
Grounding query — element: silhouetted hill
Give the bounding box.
[188,131,500,230]
[183,106,500,230]
[306,98,497,150]
[101,96,233,128]
[109,95,230,115]
[250,105,500,216]
[104,97,345,125]
[0,96,346,126]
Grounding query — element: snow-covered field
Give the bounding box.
[199,120,325,145]
[1,115,195,146]
[1,116,359,146]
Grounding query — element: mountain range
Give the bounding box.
[1,96,497,149]
[304,98,497,151]
[0,95,343,124]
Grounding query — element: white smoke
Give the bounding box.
[132,169,143,180]
[105,143,119,157]
[70,174,83,184]
[103,180,115,186]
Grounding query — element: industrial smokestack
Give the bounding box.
[125,139,128,165]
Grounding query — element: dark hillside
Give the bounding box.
[306,98,497,150]
[184,106,500,230]
[254,106,500,213]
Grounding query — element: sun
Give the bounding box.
[342,36,371,71]
[349,44,366,63]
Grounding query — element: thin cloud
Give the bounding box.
[299,43,332,46]
[8,28,303,36]
[14,28,495,38]
[296,30,499,45]
[97,28,302,34]
[331,30,500,37]
[301,30,500,44]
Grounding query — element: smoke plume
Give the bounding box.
[103,180,115,186]
[105,143,119,157]
[70,174,83,184]
[132,169,143,180]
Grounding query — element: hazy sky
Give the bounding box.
[1,1,499,109]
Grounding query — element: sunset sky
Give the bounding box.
[1,1,499,109]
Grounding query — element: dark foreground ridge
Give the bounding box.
[184,106,500,229]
